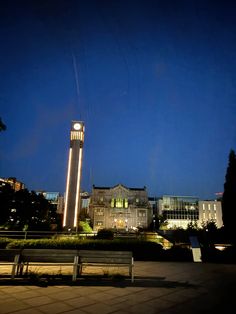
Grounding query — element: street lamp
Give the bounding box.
[153,215,156,231]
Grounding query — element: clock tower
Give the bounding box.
[63,120,85,230]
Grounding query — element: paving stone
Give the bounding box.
[0,299,30,314]
[37,301,74,314]
[23,295,55,306]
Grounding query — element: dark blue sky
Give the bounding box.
[1,0,236,199]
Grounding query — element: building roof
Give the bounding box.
[92,184,146,191]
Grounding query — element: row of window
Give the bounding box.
[111,198,128,208]
[94,209,146,216]
[203,213,217,219]
[202,204,217,211]
[164,211,199,219]
[96,197,142,208]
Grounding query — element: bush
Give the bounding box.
[0,237,13,248]
[96,229,114,240]
[163,245,193,262]
[5,236,235,263]
[79,221,93,233]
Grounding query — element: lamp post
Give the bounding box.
[153,215,156,231]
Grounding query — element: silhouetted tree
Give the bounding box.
[0,187,58,230]
[0,183,14,226]
[222,149,236,243]
[0,117,6,131]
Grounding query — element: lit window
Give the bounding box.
[116,198,123,208]
[214,204,216,211]
[208,204,211,210]
[111,198,114,207]
[203,204,205,210]
[138,210,146,217]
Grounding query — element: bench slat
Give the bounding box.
[78,250,134,282]
[19,249,79,281]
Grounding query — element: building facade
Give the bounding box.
[0,177,25,191]
[89,184,152,231]
[63,121,85,230]
[198,200,223,228]
[158,195,199,229]
[158,195,223,229]
[36,191,64,215]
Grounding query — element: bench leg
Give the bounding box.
[11,265,16,279]
[72,256,79,281]
[78,263,82,276]
[11,255,20,279]
[130,260,134,283]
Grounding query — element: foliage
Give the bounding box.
[170,221,227,246]
[0,183,15,225]
[186,221,199,233]
[0,185,58,231]
[6,237,163,260]
[78,221,93,233]
[79,208,91,223]
[163,245,193,262]
[0,117,6,131]
[4,236,236,263]
[0,237,13,248]
[96,228,114,240]
[222,149,236,243]
[158,215,168,230]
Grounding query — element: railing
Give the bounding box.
[0,230,169,245]
[0,230,97,240]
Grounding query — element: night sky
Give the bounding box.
[1,0,236,200]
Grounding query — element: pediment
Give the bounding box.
[111,184,129,197]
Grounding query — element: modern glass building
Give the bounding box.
[158,195,199,229]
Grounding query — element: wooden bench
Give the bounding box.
[18,249,79,281]
[78,250,134,282]
[0,249,21,279]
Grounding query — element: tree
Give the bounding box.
[222,149,236,243]
[0,187,58,231]
[157,214,168,230]
[0,117,6,131]
[0,183,14,226]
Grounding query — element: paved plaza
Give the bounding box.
[0,261,236,314]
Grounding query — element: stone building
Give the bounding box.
[89,184,152,231]
[198,200,223,228]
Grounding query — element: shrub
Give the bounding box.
[6,237,235,263]
[79,221,93,233]
[0,237,13,248]
[6,238,164,260]
[163,245,193,262]
[96,229,114,240]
